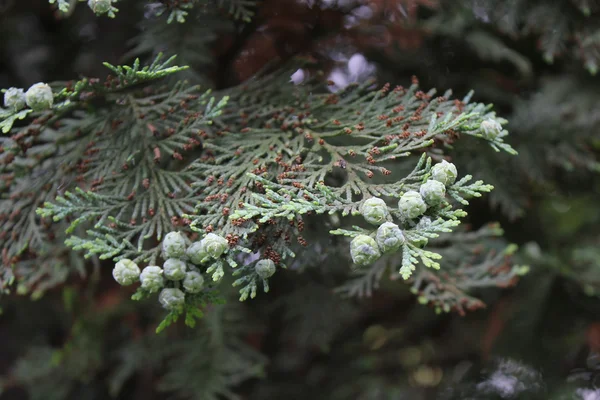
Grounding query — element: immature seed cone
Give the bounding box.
[183,271,205,293]
[255,259,276,279]
[163,258,187,281]
[398,191,427,219]
[201,233,228,258]
[376,222,405,253]
[139,266,164,292]
[159,288,185,310]
[419,179,446,205]
[3,87,26,111]
[25,83,53,111]
[430,160,458,186]
[360,197,389,225]
[112,259,140,286]
[162,231,187,259]
[480,118,502,140]
[350,235,381,266]
[88,0,112,14]
[186,241,208,265]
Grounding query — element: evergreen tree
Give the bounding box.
[1,1,600,399]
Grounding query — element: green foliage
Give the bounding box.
[0,55,190,296]
[144,0,257,24]
[177,69,514,300]
[36,88,227,264]
[431,0,600,75]
[217,0,257,22]
[156,304,266,399]
[153,290,225,333]
[334,223,526,307]
[5,0,600,399]
[48,0,71,13]
[2,296,265,400]
[127,6,234,84]
[329,154,495,279]
[273,281,358,352]
[450,75,600,220]
[510,77,600,175]
[0,109,31,134]
[2,51,519,324]
[409,224,528,314]
[48,0,257,23]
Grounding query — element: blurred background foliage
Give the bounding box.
[1,0,600,399]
